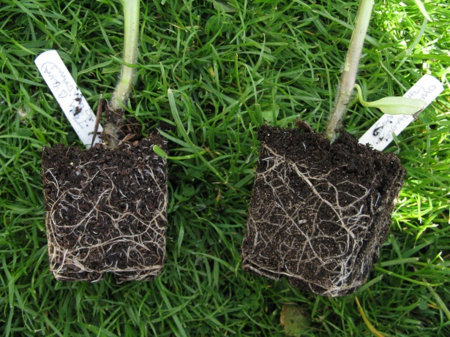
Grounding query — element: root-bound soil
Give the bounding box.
[41,131,168,282]
[241,123,405,297]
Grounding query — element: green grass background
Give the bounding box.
[1,0,449,335]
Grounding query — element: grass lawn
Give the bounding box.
[1,0,449,335]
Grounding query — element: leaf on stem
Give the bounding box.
[364,97,426,115]
[355,84,426,115]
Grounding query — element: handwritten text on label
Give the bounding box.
[35,50,103,148]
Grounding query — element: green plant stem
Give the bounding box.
[110,0,140,112]
[324,0,374,141]
[354,84,370,107]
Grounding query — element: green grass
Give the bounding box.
[1,0,449,335]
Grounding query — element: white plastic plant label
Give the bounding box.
[35,50,103,148]
[359,75,444,151]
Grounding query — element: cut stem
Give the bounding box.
[324,0,374,141]
[110,0,140,112]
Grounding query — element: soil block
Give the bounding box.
[241,123,406,297]
[41,132,168,282]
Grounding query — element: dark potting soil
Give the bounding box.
[41,131,168,282]
[241,122,406,297]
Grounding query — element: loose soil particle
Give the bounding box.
[241,122,406,297]
[41,131,168,282]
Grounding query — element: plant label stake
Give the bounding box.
[35,50,103,148]
[359,75,444,151]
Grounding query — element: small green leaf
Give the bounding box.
[355,84,426,115]
[280,304,310,336]
[365,97,426,115]
[419,297,428,310]
[181,184,196,197]
[261,104,280,122]
[153,145,168,159]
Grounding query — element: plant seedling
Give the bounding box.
[241,0,415,296]
[41,0,168,282]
